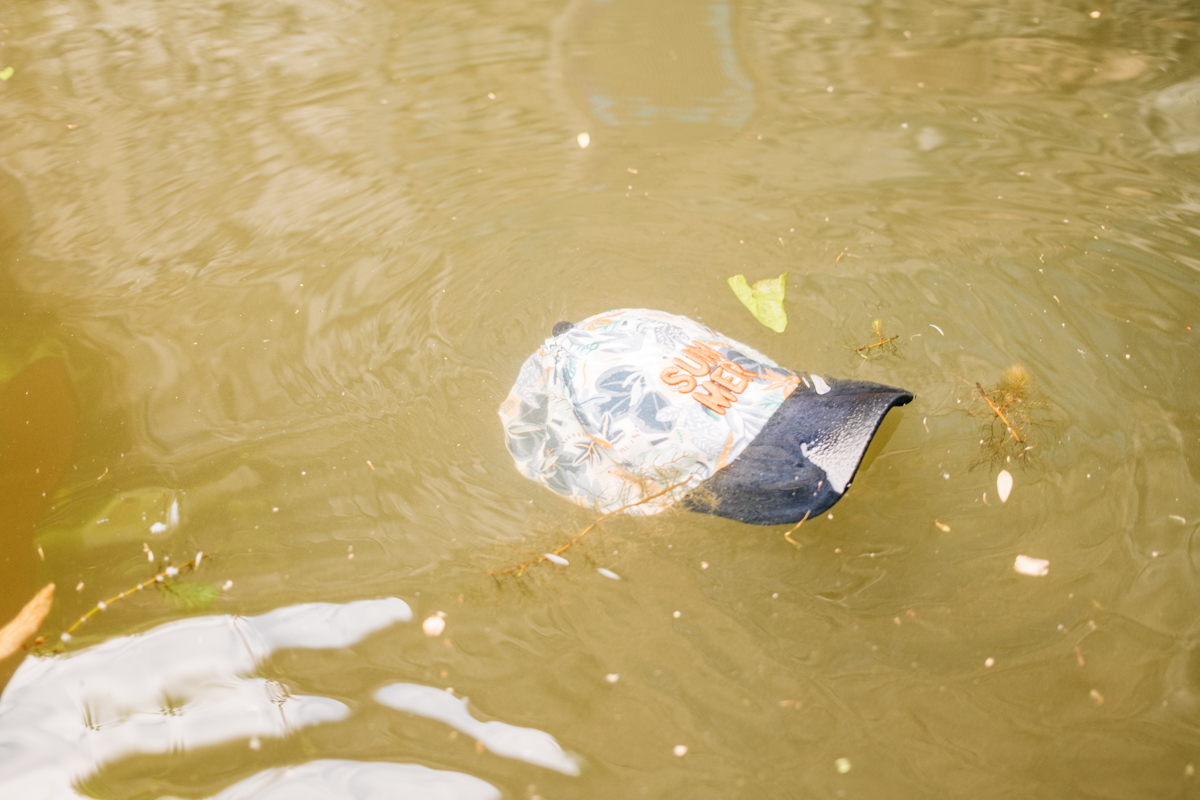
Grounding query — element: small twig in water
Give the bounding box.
[975,382,1023,444]
[783,511,811,548]
[854,320,900,360]
[489,481,691,577]
[965,365,1052,469]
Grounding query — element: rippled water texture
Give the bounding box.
[2,0,1200,797]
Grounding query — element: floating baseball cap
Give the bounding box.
[498,309,912,525]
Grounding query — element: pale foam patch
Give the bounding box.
[374,683,581,776]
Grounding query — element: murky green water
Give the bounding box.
[2,0,1200,796]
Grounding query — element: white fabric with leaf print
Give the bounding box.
[498,309,802,515]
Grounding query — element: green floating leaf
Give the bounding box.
[161,581,217,611]
[0,67,13,82]
[728,272,788,332]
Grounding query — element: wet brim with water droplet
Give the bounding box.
[682,379,913,525]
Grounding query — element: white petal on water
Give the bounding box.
[929,324,944,335]
[149,522,167,534]
[203,760,500,800]
[605,673,619,683]
[1014,555,1049,576]
[168,499,179,527]
[997,469,1013,503]
[544,553,569,566]
[810,374,831,395]
[375,683,581,776]
[673,745,688,757]
[576,132,590,149]
[422,615,446,637]
[596,568,621,580]
[1169,515,1187,524]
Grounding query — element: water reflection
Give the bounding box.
[196,760,499,800]
[375,683,580,775]
[0,600,412,795]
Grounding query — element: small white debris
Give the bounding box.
[700,561,709,569]
[1169,515,1187,524]
[544,553,569,566]
[249,737,261,751]
[929,324,944,335]
[165,566,179,577]
[985,657,995,668]
[169,500,179,526]
[1014,555,1049,576]
[60,633,72,642]
[146,549,154,562]
[195,551,203,569]
[997,470,1013,503]
[606,673,620,684]
[222,580,233,590]
[810,375,831,395]
[835,757,851,774]
[487,91,495,99]
[673,745,688,757]
[673,610,681,619]
[597,568,621,580]
[149,522,167,534]
[577,132,590,148]
[97,601,107,611]
[422,615,446,637]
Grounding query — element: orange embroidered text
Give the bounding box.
[658,340,759,415]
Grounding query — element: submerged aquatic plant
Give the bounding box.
[161,580,218,611]
[969,365,1051,467]
[854,319,900,360]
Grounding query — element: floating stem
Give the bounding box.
[62,553,207,641]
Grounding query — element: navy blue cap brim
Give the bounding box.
[681,379,913,525]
